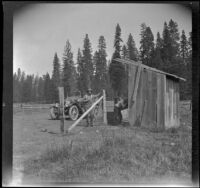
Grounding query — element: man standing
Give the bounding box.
[114,97,128,124]
[83,88,100,127]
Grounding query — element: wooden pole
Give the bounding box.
[68,96,103,132]
[58,87,65,133]
[132,64,142,103]
[103,90,107,125]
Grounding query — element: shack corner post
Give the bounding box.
[103,89,107,125]
[58,87,65,134]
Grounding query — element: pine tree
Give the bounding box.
[13,72,18,102]
[151,32,164,69]
[139,24,154,66]
[44,73,54,103]
[180,30,188,64]
[76,48,85,96]
[52,52,60,101]
[22,74,33,103]
[38,76,45,102]
[94,36,107,93]
[112,23,123,59]
[156,32,163,50]
[161,21,172,70]
[32,74,39,102]
[122,45,128,59]
[13,68,22,102]
[69,64,78,95]
[62,40,74,97]
[168,19,180,58]
[109,24,125,98]
[92,51,100,93]
[30,74,35,102]
[127,33,138,61]
[82,34,94,91]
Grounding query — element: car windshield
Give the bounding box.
[72,91,81,97]
[65,91,81,101]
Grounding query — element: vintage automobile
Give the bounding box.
[49,91,100,121]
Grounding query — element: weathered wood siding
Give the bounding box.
[128,65,174,130]
[156,73,166,129]
[165,77,180,128]
[128,64,138,125]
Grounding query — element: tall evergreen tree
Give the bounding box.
[109,24,125,98]
[151,32,164,69]
[38,76,45,102]
[76,48,85,96]
[94,36,107,93]
[13,68,22,102]
[13,73,18,102]
[139,24,155,66]
[168,19,180,58]
[44,73,54,103]
[22,74,33,103]
[62,40,75,97]
[161,21,172,70]
[127,33,138,61]
[92,51,100,93]
[52,52,61,101]
[82,34,93,90]
[112,23,123,59]
[180,30,188,64]
[122,45,128,59]
[69,64,78,95]
[156,32,163,50]
[32,74,39,102]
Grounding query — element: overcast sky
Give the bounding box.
[13,3,192,76]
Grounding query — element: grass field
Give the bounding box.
[12,101,192,186]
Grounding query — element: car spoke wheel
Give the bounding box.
[69,105,79,121]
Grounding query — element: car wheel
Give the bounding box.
[69,105,79,121]
[50,107,59,120]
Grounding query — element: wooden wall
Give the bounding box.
[128,65,179,130]
[165,77,180,128]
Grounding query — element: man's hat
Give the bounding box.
[87,88,92,92]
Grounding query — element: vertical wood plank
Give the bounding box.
[161,75,166,130]
[152,73,157,126]
[128,65,137,126]
[156,73,161,129]
[141,69,148,127]
[132,64,142,103]
[177,82,180,127]
[58,87,64,133]
[103,89,107,125]
[147,70,153,126]
[165,78,169,129]
[135,69,143,124]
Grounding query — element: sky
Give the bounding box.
[13,3,192,77]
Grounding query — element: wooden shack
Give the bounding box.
[114,58,186,130]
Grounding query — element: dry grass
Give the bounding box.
[22,126,191,184]
[14,101,192,185]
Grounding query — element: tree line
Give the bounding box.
[13,19,192,103]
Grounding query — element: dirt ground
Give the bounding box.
[12,101,192,186]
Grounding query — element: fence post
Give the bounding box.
[58,87,65,134]
[103,89,107,125]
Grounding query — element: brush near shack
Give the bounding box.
[110,58,186,131]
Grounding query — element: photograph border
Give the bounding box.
[2,1,199,186]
